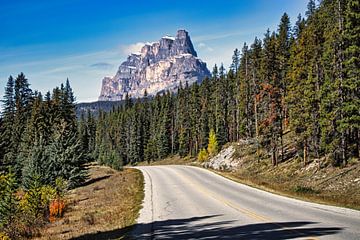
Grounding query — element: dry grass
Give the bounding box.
[34,163,144,240]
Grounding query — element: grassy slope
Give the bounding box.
[35,164,144,240]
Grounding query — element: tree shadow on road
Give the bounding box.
[71,215,343,240]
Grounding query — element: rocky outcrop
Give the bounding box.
[99,30,210,101]
[203,145,238,171]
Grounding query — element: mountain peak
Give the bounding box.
[98,30,210,101]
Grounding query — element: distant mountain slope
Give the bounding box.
[76,100,125,117]
[98,29,211,101]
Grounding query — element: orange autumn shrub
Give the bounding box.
[49,198,65,223]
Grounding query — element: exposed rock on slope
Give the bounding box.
[99,30,211,101]
[203,145,238,171]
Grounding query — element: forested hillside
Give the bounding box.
[81,0,359,169]
[75,100,125,118]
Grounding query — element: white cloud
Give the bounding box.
[121,42,145,55]
[198,42,206,48]
[193,31,247,42]
[198,42,214,52]
[0,48,123,102]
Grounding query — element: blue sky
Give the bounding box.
[0,0,308,102]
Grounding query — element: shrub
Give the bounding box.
[197,149,209,162]
[81,212,95,225]
[49,199,65,222]
[19,176,56,218]
[54,177,68,198]
[293,185,319,194]
[0,232,10,240]
[0,173,18,229]
[207,129,219,157]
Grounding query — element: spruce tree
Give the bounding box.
[214,64,228,146]
[178,84,191,156]
[198,77,211,149]
[306,0,316,18]
[0,76,15,169]
[0,172,18,230]
[47,123,87,189]
[343,0,360,158]
[230,48,240,73]
[13,73,33,177]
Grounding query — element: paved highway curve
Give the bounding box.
[131,165,360,239]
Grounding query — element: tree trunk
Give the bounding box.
[252,71,259,139]
[245,52,251,138]
[272,143,277,166]
[357,129,360,158]
[337,0,346,165]
[303,141,307,166]
[280,110,284,163]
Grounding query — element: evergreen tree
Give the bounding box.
[21,140,50,189]
[293,14,305,39]
[250,37,263,140]
[128,108,142,164]
[0,173,18,230]
[238,43,252,138]
[214,64,228,146]
[306,0,316,18]
[47,122,87,188]
[0,76,15,168]
[199,77,211,149]
[277,12,291,160]
[230,48,240,73]
[86,109,97,155]
[13,73,33,177]
[178,84,191,156]
[342,0,360,158]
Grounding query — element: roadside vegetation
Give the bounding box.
[35,164,143,240]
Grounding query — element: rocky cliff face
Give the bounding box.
[99,30,211,101]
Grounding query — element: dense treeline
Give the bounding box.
[0,74,87,238]
[0,74,87,187]
[84,0,359,168]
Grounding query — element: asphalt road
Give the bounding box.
[131,165,360,239]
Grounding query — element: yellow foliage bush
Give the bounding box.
[19,185,56,216]
[207,129,219,157]
[0,232,10,240]
[197,148,209,162]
